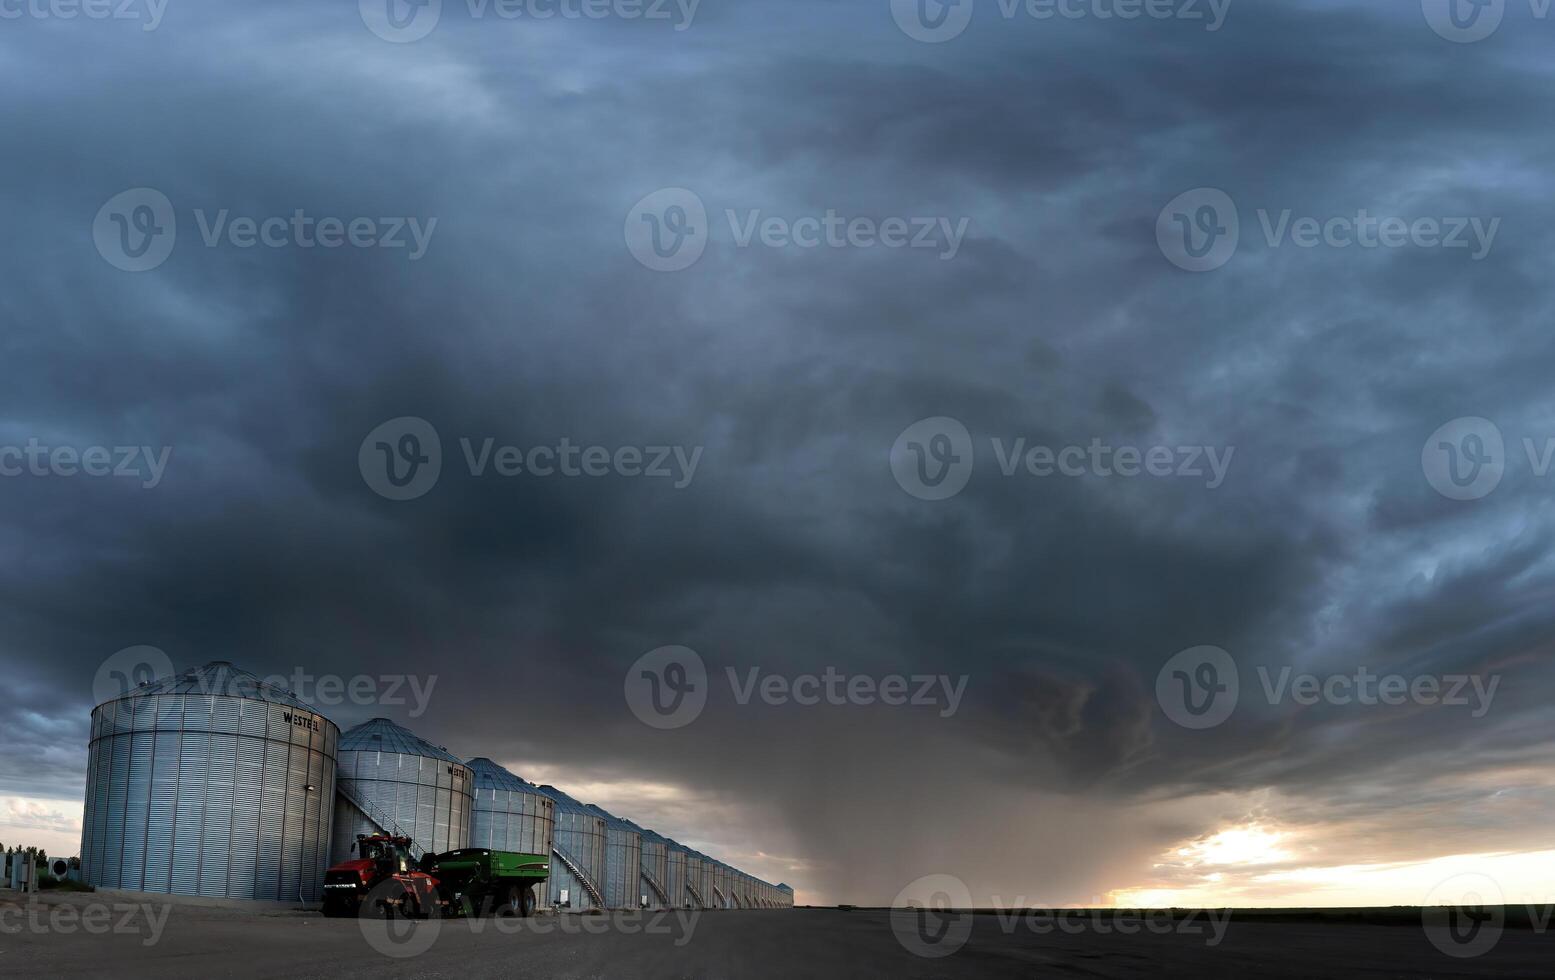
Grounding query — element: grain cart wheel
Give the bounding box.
[499,884,526,917]
[519,884,536,918]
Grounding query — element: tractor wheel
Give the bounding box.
[368,887,399,920]
[322,896,355,918]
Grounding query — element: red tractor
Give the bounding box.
[322,834,441,918]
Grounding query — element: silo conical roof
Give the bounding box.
[533,783,594,814]
[467,757,536,791]
[339,717,464,763]
[101,660,316,712]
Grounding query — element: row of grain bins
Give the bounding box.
[78,662,795,910]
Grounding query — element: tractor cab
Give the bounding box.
[358,835,416,875]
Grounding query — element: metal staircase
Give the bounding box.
[641,868,670,906]
[550,845,605,909]
[686,880,706,908]
[336,782,424,860]
[712,884,727,909]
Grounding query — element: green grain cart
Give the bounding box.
[422,848,550,917]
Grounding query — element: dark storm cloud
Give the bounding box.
[2,0,1553,903]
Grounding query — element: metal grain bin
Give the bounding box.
[628,822,671,909]
[330,718,472,865]
[465,758,554,859]
[706,858,724,908]
[714,861,734,909]
[704,856,725,909]
[80,661,338,901]
[726,868,740,908]
[683,850,707,908]
[532,784,606,912]
[663,839,689,908]
[777,882,793,908]
[585,804,642,910]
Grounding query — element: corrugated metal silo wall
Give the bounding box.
[80,694,337,901]
[639,837,668,908]
[470,785,555,857]
[697,858,715,909]
[547,806,607,911]
[710,863,726,908]
[663,846,687,908]
[716,865,734,909]
[601,823,642,909]
[331,751,473,865]
[684,853,704,907]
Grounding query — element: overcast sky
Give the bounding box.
[2,0,1554,908]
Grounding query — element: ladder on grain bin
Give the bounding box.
[641,867,670,906]
[337,782,425,861]
[550,845,605,909]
